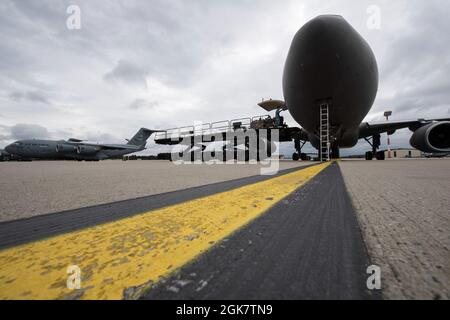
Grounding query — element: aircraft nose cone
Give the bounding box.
[301,15,346,38]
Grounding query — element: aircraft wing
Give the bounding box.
[65,140,141,150]
[358,118,450,138]
[80,143,141,150]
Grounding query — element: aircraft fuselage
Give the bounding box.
[4,139,140,161]
[283,15,378,149]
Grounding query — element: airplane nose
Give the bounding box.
[300,15,347,40]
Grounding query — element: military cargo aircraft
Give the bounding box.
[153,15,450,161]
[4,128,158,161]
[282,14,449,160]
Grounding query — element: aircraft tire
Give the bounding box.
[376,151,385,160]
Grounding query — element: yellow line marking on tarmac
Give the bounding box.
[0,162,330,300]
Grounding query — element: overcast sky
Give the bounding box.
[1,0,449,156]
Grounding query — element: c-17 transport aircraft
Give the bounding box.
[4,128,158,161]
[154,15,450,161]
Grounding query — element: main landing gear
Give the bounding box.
[292,139,308,161]
[364,134,385,160]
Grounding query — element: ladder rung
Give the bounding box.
[319,104,329,161]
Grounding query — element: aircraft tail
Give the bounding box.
[127,128,156,148]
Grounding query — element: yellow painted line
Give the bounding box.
[0,162,330,300]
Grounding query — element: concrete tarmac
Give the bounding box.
[0,158,448,300]
[141,162,378,300]
[0,160,309,222]
[340,159,450,299]
[0,165,314,250]
[0,163,328,299]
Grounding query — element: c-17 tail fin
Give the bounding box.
[127,128,161,148]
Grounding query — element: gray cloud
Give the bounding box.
[104,60,149,87]
[83,132,120,143]
[0,134,12,143]
[129,99,159,110]
[371,1,450,122]
[10,124,49,140]
[9,90,51,105]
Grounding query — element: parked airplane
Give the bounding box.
[282,14,449,160]
[0,149,11,161]
[154,15,450,161]
[4,128,158,161]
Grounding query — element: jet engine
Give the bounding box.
[76,145,98,155]
[56,143,76,153]
[410,121,450,153]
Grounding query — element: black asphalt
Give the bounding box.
[0,165,313,250]
[141,162,380,300]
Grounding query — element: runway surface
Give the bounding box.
[141,162,377,300]
[340,159,450,299]
[0,165,314,250]
[0,159,448,300]
[0,162,329,299]
[0,160,309,222]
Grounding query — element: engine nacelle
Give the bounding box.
[56,143,76,153]
[410,121,450,153]
[76,145,98,155]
